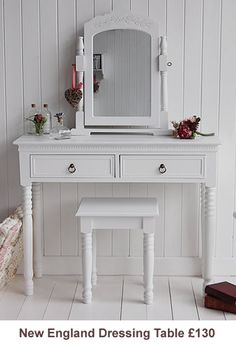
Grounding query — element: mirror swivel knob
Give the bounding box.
[159,163,167,174]
[68,163,76,174]
[167,61,172,67]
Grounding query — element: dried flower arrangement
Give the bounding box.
[171,116,215,139]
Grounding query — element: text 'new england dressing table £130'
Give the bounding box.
[13,12,220,296]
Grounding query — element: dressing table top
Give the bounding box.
[14,134,220,147]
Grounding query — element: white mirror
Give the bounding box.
[93,29,151,118]
[74,12,168,135]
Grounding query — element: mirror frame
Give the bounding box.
[84,12,160,128]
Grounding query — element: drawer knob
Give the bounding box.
[159,163,167,174]
[68,163,76,174]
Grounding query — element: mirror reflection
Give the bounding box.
[93,29,151,117]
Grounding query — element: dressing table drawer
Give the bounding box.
[120,155,205,179]
[31,155,114,179]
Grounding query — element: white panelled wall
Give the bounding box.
[1,0,236,275]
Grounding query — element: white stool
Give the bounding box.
[76,197,159,305]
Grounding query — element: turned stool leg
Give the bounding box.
[81,230,92,303]
[143,231,154,304]
[92,231,97,286]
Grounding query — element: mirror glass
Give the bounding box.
[93,29,151,117]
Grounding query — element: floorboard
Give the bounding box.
[0,275,235,320]
[69,276,123,320]
[121,276,147,320]
[17,277,55,320]
[43,276,77,320]
[169,277,199,320]
[147,277,173,320]
[0,276,26,320]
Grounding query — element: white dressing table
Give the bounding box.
[14,134,219,295]
[14,11,220,296]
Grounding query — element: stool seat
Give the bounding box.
[76,197,159,305]
[76,198,159,217]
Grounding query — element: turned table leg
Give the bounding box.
[202,186,216,289]
[81,231,92,303]
[143,217,155,305]
[22,184,33,295]
[92,231,97,286]
[32,183,42,278]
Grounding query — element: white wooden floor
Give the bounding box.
[0,276,235,320]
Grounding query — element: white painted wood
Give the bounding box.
[95,0,112,16]
[4,275,236,320]
[42,183,61,256]
[14,133,219,293]
[203,186,216,287]
[167,0,184,122]
[147,184,165,257]
[58,0,76,129]
[17,277,55,320]
[32,183,42,277]
[121,155,204,179]
[40,0,59,112]
[23,184,33,295]
[76,36,84,113]
[92,231,97,285]
[201,0,221,134]
[147,276,173,320]
[43,276,77,319]
[217,0,236,259]
[31,154,115,179]
[76,197,159,216]
[40,0,61,259]
[83,10,161,128]
[77,197,158,304]
[76,0,94,36]
[95,183,113,257]
[121,276,147,319]
[181,184,199,257]
[160,36,168,129]
[113,0,130,12]
[129,184,147,257]
[183,0,203,116]
[4,0,23,212]
[60,183,78,256]
[81,232,92,303]
[69,276,123,320]
[130,0,148,15]
[149,0,166,36]
[112,183,130,257]
[40,255,202,275]
[2,0,236,278]
[170,277,199,320]
[0,0,8,221]
[164,184,182,256]
[143,218,155,304]
[0,276,26,320]
[77,182,96,256]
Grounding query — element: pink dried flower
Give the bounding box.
[177,124,193,139]
[171,116,214,139]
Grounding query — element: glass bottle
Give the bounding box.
[49,113,71,139]
[25,103,39,134]
[42,103,52,134]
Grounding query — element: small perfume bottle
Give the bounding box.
[25,103,39,134]
[49,112,71,139]
[42,103,52,134]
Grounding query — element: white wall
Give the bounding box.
[1,0,236,275]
